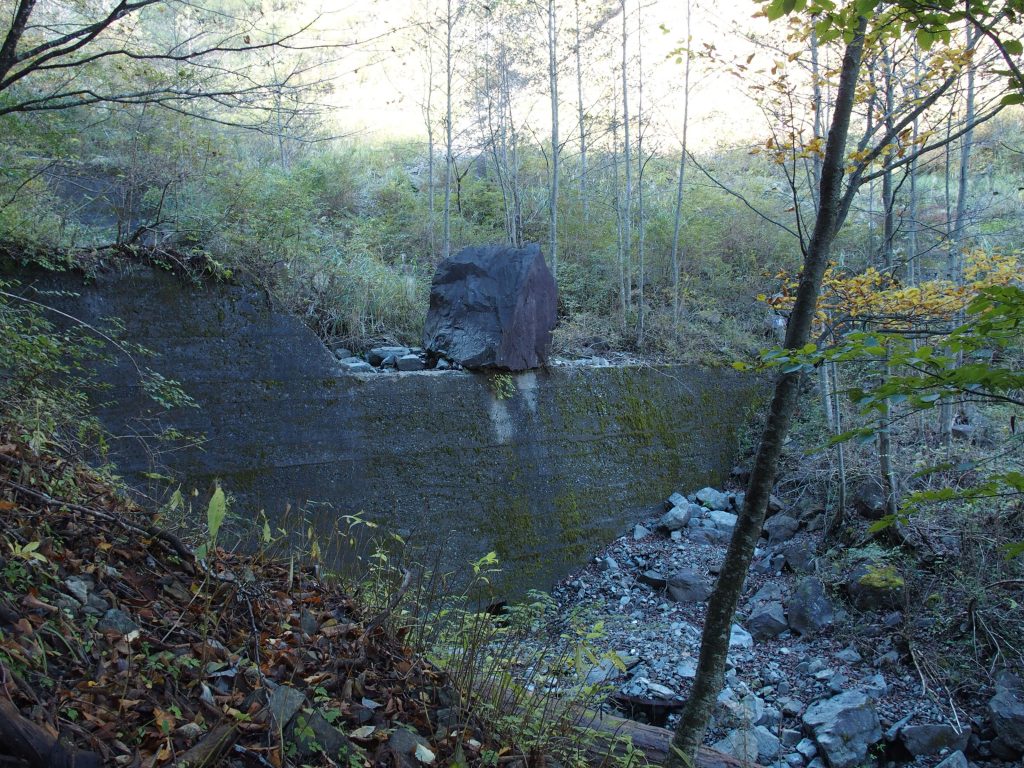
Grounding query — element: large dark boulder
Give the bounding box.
[422,244,557,371]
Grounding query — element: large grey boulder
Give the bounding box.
[787,577,834,636]
[422,243,557,371]
[989,671,1024,756]
[667,570,712,603]
[899,724,969,756]
[747,602,788,640]
[764,514,800,544]
[802,691,882,768]
[695,487,732,511]
[659,504,695,531]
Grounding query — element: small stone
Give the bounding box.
[396,353,425,371]
[668,492,687,507]
[269,685,306,728]
[600,557,619,572]
[343,360,374,373]
[633,524,651,540]
[988,671,1024,755]
[708,509,738,531]
[659,504,695,531]
[670,530,682,542]
[784,753,804,768]
[97,608,139,636]
[64,576,92,605]
[782,729,802,747]
[835,646,862,664]
[801,690,882,768]
[368,346,411,366]
[933,752,969,768]
[729,624,754,650]
[796,738,818,759]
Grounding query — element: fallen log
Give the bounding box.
[575,708,758,768]
[174,724,238,767]
[0,699,101,768]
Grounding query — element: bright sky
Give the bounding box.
[324,0,781,151]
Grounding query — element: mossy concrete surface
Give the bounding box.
[23,266,762,596]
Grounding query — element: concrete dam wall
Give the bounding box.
[15,265,761,595]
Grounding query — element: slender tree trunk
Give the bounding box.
[442,0,455,259]
[612,75,627,329]
[620,0,632,318]
[424,10,437,261]
[667,18,868,765]
[810,28,823,213]
[635,5,645,347]
[548,0,560,278]
[823,361,848,543]
[940,23,976,444]
[574,0,588,222]
[669,0,692,332]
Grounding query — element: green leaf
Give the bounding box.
[1003,39,1023,56]
[916,28,935,50]
[1001,92,1024,105]
[207,486,226,545]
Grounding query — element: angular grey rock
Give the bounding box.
[667,570,712,603]
[988,671,1024,754]
[695,487,732,511]
[787,577,834,635]
[796,738,818,760]
[754,725,782,760]
[862,674,888,698]
[290,710,356,761]
[783,753,804,768]
[708,509,738,531]
[384,727,433,768]
[933,751,969,768]
[633,524,651,540]
[747,602,788,640]
[687,528,727,546]
[659,504,694,531]
[343,360,374,373]
[97,608,139,635]
[835,646,863,664]
[802,690,882,768]
[368,346,411,366]
[637,569,667,589]
[768,494,784,513]
[396,353,425,371]
[715,691,765,730]
[422,244,557,371]
[845,562,905,611]
[779,542,816,573]
[668,492,687,508]
[714,729,759,763]
[899,724,970,756]
[676,657,698,678]
[729,623,754,649]
[782,729,802,747]
[852,477,887,520]
[764,514,800,544]
[65,576,92,604]
[269,685,306,728]
[600,557,619,572]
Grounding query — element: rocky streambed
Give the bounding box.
[544,487,1024,768]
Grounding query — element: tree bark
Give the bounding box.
[667,17,868,765]
[669,0,692,332]
[574,0,588,222]
[548,0,560,280]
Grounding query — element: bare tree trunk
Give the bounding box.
[442,0,456,259]
[574,0,588,222]
[667,18,868,764]
[940,23,976,444]
[635,3,645,348]
[669,0,692,332]
[548,0,560,279]
[620,0,633,319]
